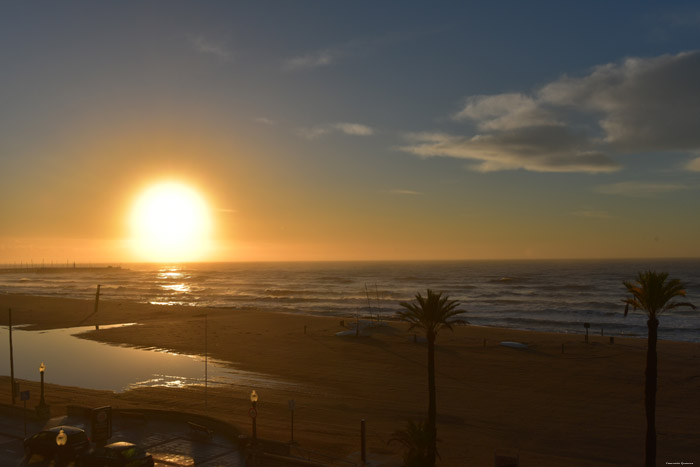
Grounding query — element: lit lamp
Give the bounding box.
[250,390,258,443]
[56,428,67,446]
[56,428,67,465]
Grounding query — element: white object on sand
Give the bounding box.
[336,328,370,337]
[500,341,528,349]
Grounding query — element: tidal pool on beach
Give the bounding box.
[1,324,299,392]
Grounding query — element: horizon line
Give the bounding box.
[2,256,700,267]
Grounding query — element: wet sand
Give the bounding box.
[1,293,699,466]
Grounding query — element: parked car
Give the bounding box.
[77,441,154,467]
[24,425,90,463]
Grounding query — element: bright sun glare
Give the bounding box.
[129,181,213,262]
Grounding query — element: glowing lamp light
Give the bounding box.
[250,390,258,403]
[56,429,67,446]
[40,362,45,373]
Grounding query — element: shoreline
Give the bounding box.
[1,293,699,466]
[0,291,686,343]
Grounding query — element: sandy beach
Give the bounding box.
[1,293,699,466]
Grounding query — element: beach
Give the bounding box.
[1,293,699,466]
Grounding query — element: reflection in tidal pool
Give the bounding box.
[1,324,298,392]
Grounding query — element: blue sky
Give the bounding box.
[1,1,700,261]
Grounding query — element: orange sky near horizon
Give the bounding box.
[1,124,697,263]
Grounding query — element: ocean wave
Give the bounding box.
[3,260,699,342]
[487,276,529,284]
[539,284,596,292]
[314,276,356,284]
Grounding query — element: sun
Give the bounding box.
[129,181,213,262]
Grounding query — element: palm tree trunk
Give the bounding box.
[645,318,658,467]
[427,333,436,467]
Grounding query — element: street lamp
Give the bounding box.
[250,390,258,444]
[39,363,46,406]
[36,362,49,419]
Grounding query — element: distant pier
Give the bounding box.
[0,265,124,274]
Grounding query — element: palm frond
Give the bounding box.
[622,270,695,319]
[388,419,439,466]
[399,289,463,338]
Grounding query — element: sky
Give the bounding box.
[2,1,700,263]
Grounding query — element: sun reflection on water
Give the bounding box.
[158,271,184,279]
[1,325,304,392]
[162,283,190,292]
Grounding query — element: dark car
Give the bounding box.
[77,441,154,467]
[24,425,90,462]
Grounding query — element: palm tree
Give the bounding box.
[389,419,435,467]
[399,289,462,467]
[622,271,695,467]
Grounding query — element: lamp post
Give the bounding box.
[250,390,258,444]
[36,362,49,419]
[39,363,46,406]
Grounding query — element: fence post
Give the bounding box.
[361,419,366,464]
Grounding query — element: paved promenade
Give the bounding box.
[0,408,243,466]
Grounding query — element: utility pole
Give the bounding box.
[195,312,208,410]
[361,419,366,464]
[204,313,208,411]
[9,308,16,405]
[94,285,101,315]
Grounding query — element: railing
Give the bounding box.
[289,445,358,467]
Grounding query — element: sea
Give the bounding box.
[1,259,699,342]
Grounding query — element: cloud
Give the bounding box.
[283,49,336,71]
[686,156,700,171]
[190,35,232,61]
[282,31,414,72]
[400,128,619,173]
[389,189,422,196]
[331,123,374,136]
[253,117,275,126]
[298,122,374,140]
[454,93,559,131]
[539,51,700,153]
[573,209,612,219]
[594,181,689,197]
[297,126,332,140]
[402,51,700,173]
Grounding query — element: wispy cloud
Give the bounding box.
[454,93,559,131]
[282,31,414,72]
[389,189,422,196]
[686,156,700,171]
[297,126,332,140]
[594,181,689,197]
[400,129,619,173]
[573,209,612,219]
[401,51,700,173]
[253,117,276,126]
[283,49,336,71]
[298,122,374,140]
[190,35,232,61]
[332,123,374,136]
